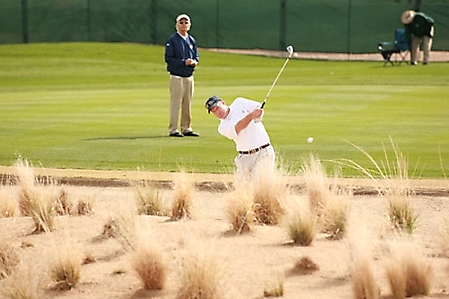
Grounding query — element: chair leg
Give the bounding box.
[381,52,394,67]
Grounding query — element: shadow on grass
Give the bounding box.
[83,135,170,140]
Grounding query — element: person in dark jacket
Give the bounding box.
[164,14,200,137]
[401,10,435,65]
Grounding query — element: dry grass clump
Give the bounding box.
[1,255,45,299]
[321,193,351,240]
[15,158,70,232]
[76,197,94,215]
[133,181,168,216]
[20,185,57,233]
[101,204,137,251]
[0,187,18,218]
[0,241,20,279]
[263,271,284,297]
[252,165,287,226]
[300,154,351,240]
[348,215,380,299]
[301,153,330,216]
[284,203,316,246]
[386,192,418,235]
[53,188,72,216]
[177,241,224,299]
[132,241,168,290]
[352,260,379,299]
[385,243,432,298]
[339,138,415,182]
[171,170,194,220]
[49,246,83,291]
[227,187,256,234]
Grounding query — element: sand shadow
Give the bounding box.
[131,288,168,298]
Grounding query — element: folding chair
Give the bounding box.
[378,29,410,66]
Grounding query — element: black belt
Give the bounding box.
[238,143,270,155]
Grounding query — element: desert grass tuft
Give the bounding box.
[177,241,224,299]
[352,262,379,299]
[101,203,137,251]
[0,187,18,218]
[54,188,72,216]
[385,243,432,298]
[15,159,65,232]
[301,153,329,216]
[21,185,57,233]
[132,240,167,290]
[171,170,194,220]
[284,202,316,246]
[321,193,351,240]
[49,246,82,291]
[0,241,20,279]
[386,192,418,235]
[227,187,256,234]
[252,163,287,225]
[76,197,94,215]
[133,181,168,216]
[1,254,45,299]
[347,215,380,299]
[263,271,284,297]
[337,137,419,195]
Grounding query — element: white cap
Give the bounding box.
[176,14,190,23]
[401,10,415,24]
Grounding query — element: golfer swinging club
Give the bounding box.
[205,96,275,180]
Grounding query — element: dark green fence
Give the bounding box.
[1,0,448,53]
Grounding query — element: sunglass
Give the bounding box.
[178,21,189,25]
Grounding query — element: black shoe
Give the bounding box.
[423,62,428,65]
[169,132,183,137]
[411,61,417,66]
[183,131,199,137]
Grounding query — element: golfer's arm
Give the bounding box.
[235,113,255,134]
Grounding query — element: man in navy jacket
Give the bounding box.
[164,14,200,137]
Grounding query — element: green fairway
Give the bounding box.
[0,42,448,178]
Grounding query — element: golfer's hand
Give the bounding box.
[253,108,264,123]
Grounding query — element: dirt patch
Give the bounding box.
[1,168,449,197]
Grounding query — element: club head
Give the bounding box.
[286,45,294,56]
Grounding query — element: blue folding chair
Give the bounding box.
[378,29,410,66]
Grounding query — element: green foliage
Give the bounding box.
[0,43,448,177]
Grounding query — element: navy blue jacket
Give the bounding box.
[405,12,434,38]
[165,33,199,77]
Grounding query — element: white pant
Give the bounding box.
[234,145,275,182]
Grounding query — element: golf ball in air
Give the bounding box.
[307,137,314,143]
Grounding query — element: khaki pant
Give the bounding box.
[410,27,434,64]
[169,75,194,134]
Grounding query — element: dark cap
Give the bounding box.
[205,96,222,113]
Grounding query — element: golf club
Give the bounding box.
[260,45,294,109]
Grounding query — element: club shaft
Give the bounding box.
[262,53,292,108]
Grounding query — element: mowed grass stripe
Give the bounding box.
[0,43,448,177]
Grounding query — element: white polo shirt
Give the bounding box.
[218,97,271,152]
